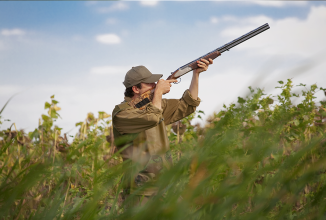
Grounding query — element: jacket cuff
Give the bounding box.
[182,89,201,107]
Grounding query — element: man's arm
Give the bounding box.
[152,79,178,110]
[152,88,163,110]
[158,59,212,125]
[153,58,211,108]
[188,58,213,99]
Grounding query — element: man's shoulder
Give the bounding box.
[115,101,130,110]
[112,101,131,116]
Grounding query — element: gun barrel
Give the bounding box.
[177,23,270,71]
[167,23,270,80]
[217,23,270,53]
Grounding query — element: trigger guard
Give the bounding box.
[173,78,181,84]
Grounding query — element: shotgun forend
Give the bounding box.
[167,23,270,80]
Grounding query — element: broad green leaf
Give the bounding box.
[44,102,51,109]
[237,97,246,104]
[41,114,49,121]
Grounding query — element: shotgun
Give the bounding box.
[131,23,270,109]
[167,23,270,80]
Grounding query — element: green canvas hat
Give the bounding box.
[123,66,162,88]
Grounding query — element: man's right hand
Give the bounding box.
[155,79,178,95]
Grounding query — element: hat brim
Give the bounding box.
[142,74,163,84]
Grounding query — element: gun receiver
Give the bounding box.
[167,23,270,80]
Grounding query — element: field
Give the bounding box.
[1,79,326,219]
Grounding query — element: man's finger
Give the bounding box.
[198,60,209,66]
[200,58,210,64]
[198,62,208,68]
[209,58,213,64]
[198,64,207,68]
[166,79,178,83]
[197,61,207,66]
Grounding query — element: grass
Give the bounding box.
[1,79,326,219]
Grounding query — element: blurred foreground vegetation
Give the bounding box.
[1,79,326,219]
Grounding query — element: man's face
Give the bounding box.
[139,82,156,95]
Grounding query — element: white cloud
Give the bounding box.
[210,17,219,24]
[71,35,84,41]
[90,66,130,75]
[1,28,25,36]
[140,1,159,6]
[106,18,118,25]
[220,15,273,37]
[220,6,326,57]
[95,34,121,44]
[97,2,128,13]
[0,83,124,134]
[221,15,238,22]
[248,1,308,7]
[0,40,4,50]
[0,85,25,97]
[195,16,228,27]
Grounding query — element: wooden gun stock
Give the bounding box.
[167,51,221,80]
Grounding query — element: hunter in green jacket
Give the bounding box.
[112,58,213,206]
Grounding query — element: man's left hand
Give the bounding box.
[194,58,213,75]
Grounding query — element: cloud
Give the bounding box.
[140,1,159,6]
[97,2,128,13]
[106,18,118,25]
[219,6,326,57]
[248,1,308,7]
[95,34,121,44]
[1,28,25,36]
[90,66,130,75]
[210,17,219,24]
[0,85,25,97]
[0,83,123,134]
[71,35,84,42]
[220,15,273,37]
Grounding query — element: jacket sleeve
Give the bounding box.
[113,103,163,134]
[162,89,201,125]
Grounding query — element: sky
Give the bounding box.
[1,1,326,135]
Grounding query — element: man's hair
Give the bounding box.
[124,83,142,98]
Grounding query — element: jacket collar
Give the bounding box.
[124,96,132,102]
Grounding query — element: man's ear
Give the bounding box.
[132,85,140,94]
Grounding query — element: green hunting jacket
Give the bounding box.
[112,89,200,196]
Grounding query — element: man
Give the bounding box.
[112,58,213,206]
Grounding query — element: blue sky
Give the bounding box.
[1,1,326,134]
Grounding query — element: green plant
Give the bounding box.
[1,80,326,219]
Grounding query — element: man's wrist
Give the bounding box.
[193,70,200,77]
[154,89,163,97]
